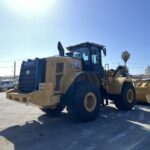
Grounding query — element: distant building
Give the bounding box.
[145,66,150,75]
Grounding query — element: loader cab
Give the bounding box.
[67,42,106,77]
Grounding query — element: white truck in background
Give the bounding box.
[0,80,14,91]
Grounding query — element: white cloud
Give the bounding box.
[2,0,56,18]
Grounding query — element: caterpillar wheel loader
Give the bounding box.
[6,42,136,122]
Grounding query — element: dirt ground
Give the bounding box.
[0,92,150,150]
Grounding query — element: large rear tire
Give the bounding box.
[41,105,65,117]
[67,81,101,122]
[114,82,135,110]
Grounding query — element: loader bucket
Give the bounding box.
[135,80,150,103]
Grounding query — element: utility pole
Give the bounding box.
[14,61,16,80]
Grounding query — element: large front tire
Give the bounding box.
[114,82,135,110]
[67,81,101,122]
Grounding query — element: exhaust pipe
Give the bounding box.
[58,41,65,56]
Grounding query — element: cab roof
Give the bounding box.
[66,42,105,52]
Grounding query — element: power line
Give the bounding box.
[0,58,27,63]
[0,66,14,68]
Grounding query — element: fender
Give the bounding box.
[61,72,101,94]
[61,72,84,94]
[107,77,134,95]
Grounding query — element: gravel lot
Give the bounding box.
[0,92,150,150]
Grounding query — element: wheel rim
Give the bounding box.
[84,92,97,112]
[127,89,134,103]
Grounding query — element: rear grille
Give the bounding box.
[19,58,46,93]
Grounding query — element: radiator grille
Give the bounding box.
[54,74,63,91]
[56,63,64,73]
[19,58,46,93]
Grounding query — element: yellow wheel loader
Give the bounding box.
[6,42,136,121]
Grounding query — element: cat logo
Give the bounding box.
[25,70,30,75]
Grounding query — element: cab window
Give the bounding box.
[82,52,89,61]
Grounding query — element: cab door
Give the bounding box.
[91,47,104,77]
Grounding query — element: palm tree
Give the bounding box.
[121,50,130,66]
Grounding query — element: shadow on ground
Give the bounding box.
[0,105,150,150]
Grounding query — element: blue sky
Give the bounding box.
[0,0,150,75]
